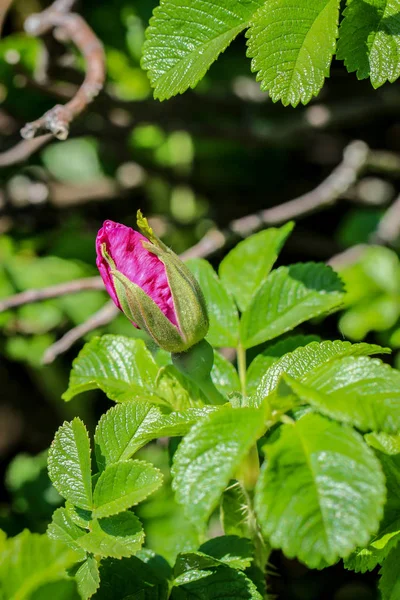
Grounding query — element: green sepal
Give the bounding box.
[142,240,209,349]
[136,210,169,251]
[111,270,187,352]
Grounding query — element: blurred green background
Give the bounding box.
[1,1,400,598]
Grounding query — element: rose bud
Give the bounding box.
[96,211,209,353]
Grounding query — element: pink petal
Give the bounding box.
[96,220,178,327]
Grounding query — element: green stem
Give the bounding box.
[197,375,226,405]
[172,339,226,405]
[237,343,247,396]
[242,486,271,598]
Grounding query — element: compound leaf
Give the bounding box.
[247,334,320,395]
[172,406,266,531]
[285,356,400,433]
[255,413,385,568]
[142,0,263,100]
[47,507,86,561]
[95,400,213,469]
[198,536,253,570]
[337,0,400,89]
[212,351,241,396]
[48,418,92,510]
[254,339,389,401]
[171,567,262,599]
[63,336,160,403]
[75,556,100,600]
[219,223,294,312]
[93,460,163,519]
[240,263,344,349]
[77,512,144,558]
[93,556,169,599]
[247,0,340,106]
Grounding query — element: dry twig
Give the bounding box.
[20,0,105,141]
[0,277,103,312]
[0,134,53,167]
[372,193,400,246]
[0,0,14,36]
[183,140,370,259]
[42,301,118,364]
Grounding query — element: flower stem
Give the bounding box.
[172,339,225,405]
[241,485,271,597]
[237,342,247,396]
[197,375,226,405]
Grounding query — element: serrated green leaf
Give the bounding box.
[75,556,100,600]
[47,508,87,560]
[186,259,239,347]
[337,0,400,89]
[142,0,263,101]
[78,512,144,558]
[155,365,207,409]
[247,335,320,395]
[0,530,81,600]
[220,481,252,539]
[379,544,400,600]
[172,406,266,531]
[171,567,262,599]
[219,223,294,312]
[255,413,385,568]
[48,418,92,510]
[62,336,160,403]
[366,432,400,455]
[254,339,389,403]
[346,449,400,573]
[247,0,340,106]
[95,400,213,469]
[285,356,400,433]
[174,553,229,577]
[93,460,163,519]
[65,502,92,529]
[174,536,254,579]
[240,263,344,349]
[345,518,400,573]
[93,556,169,599]
[136,549,173,581]
[212,351,241,396]
[199,536,253,570]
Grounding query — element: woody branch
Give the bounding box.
[20,0,105,141]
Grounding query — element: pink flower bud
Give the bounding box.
[96,220,178,327]
[96,215,209,353]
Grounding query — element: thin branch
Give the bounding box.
[0,0,14,35]
[327,244,367,270]
[0,277,103,312]
[372,193,400,246]
[0,134,53,167]
[20,0,105,140]
[183,140,370,259]
[42,300,118,364]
